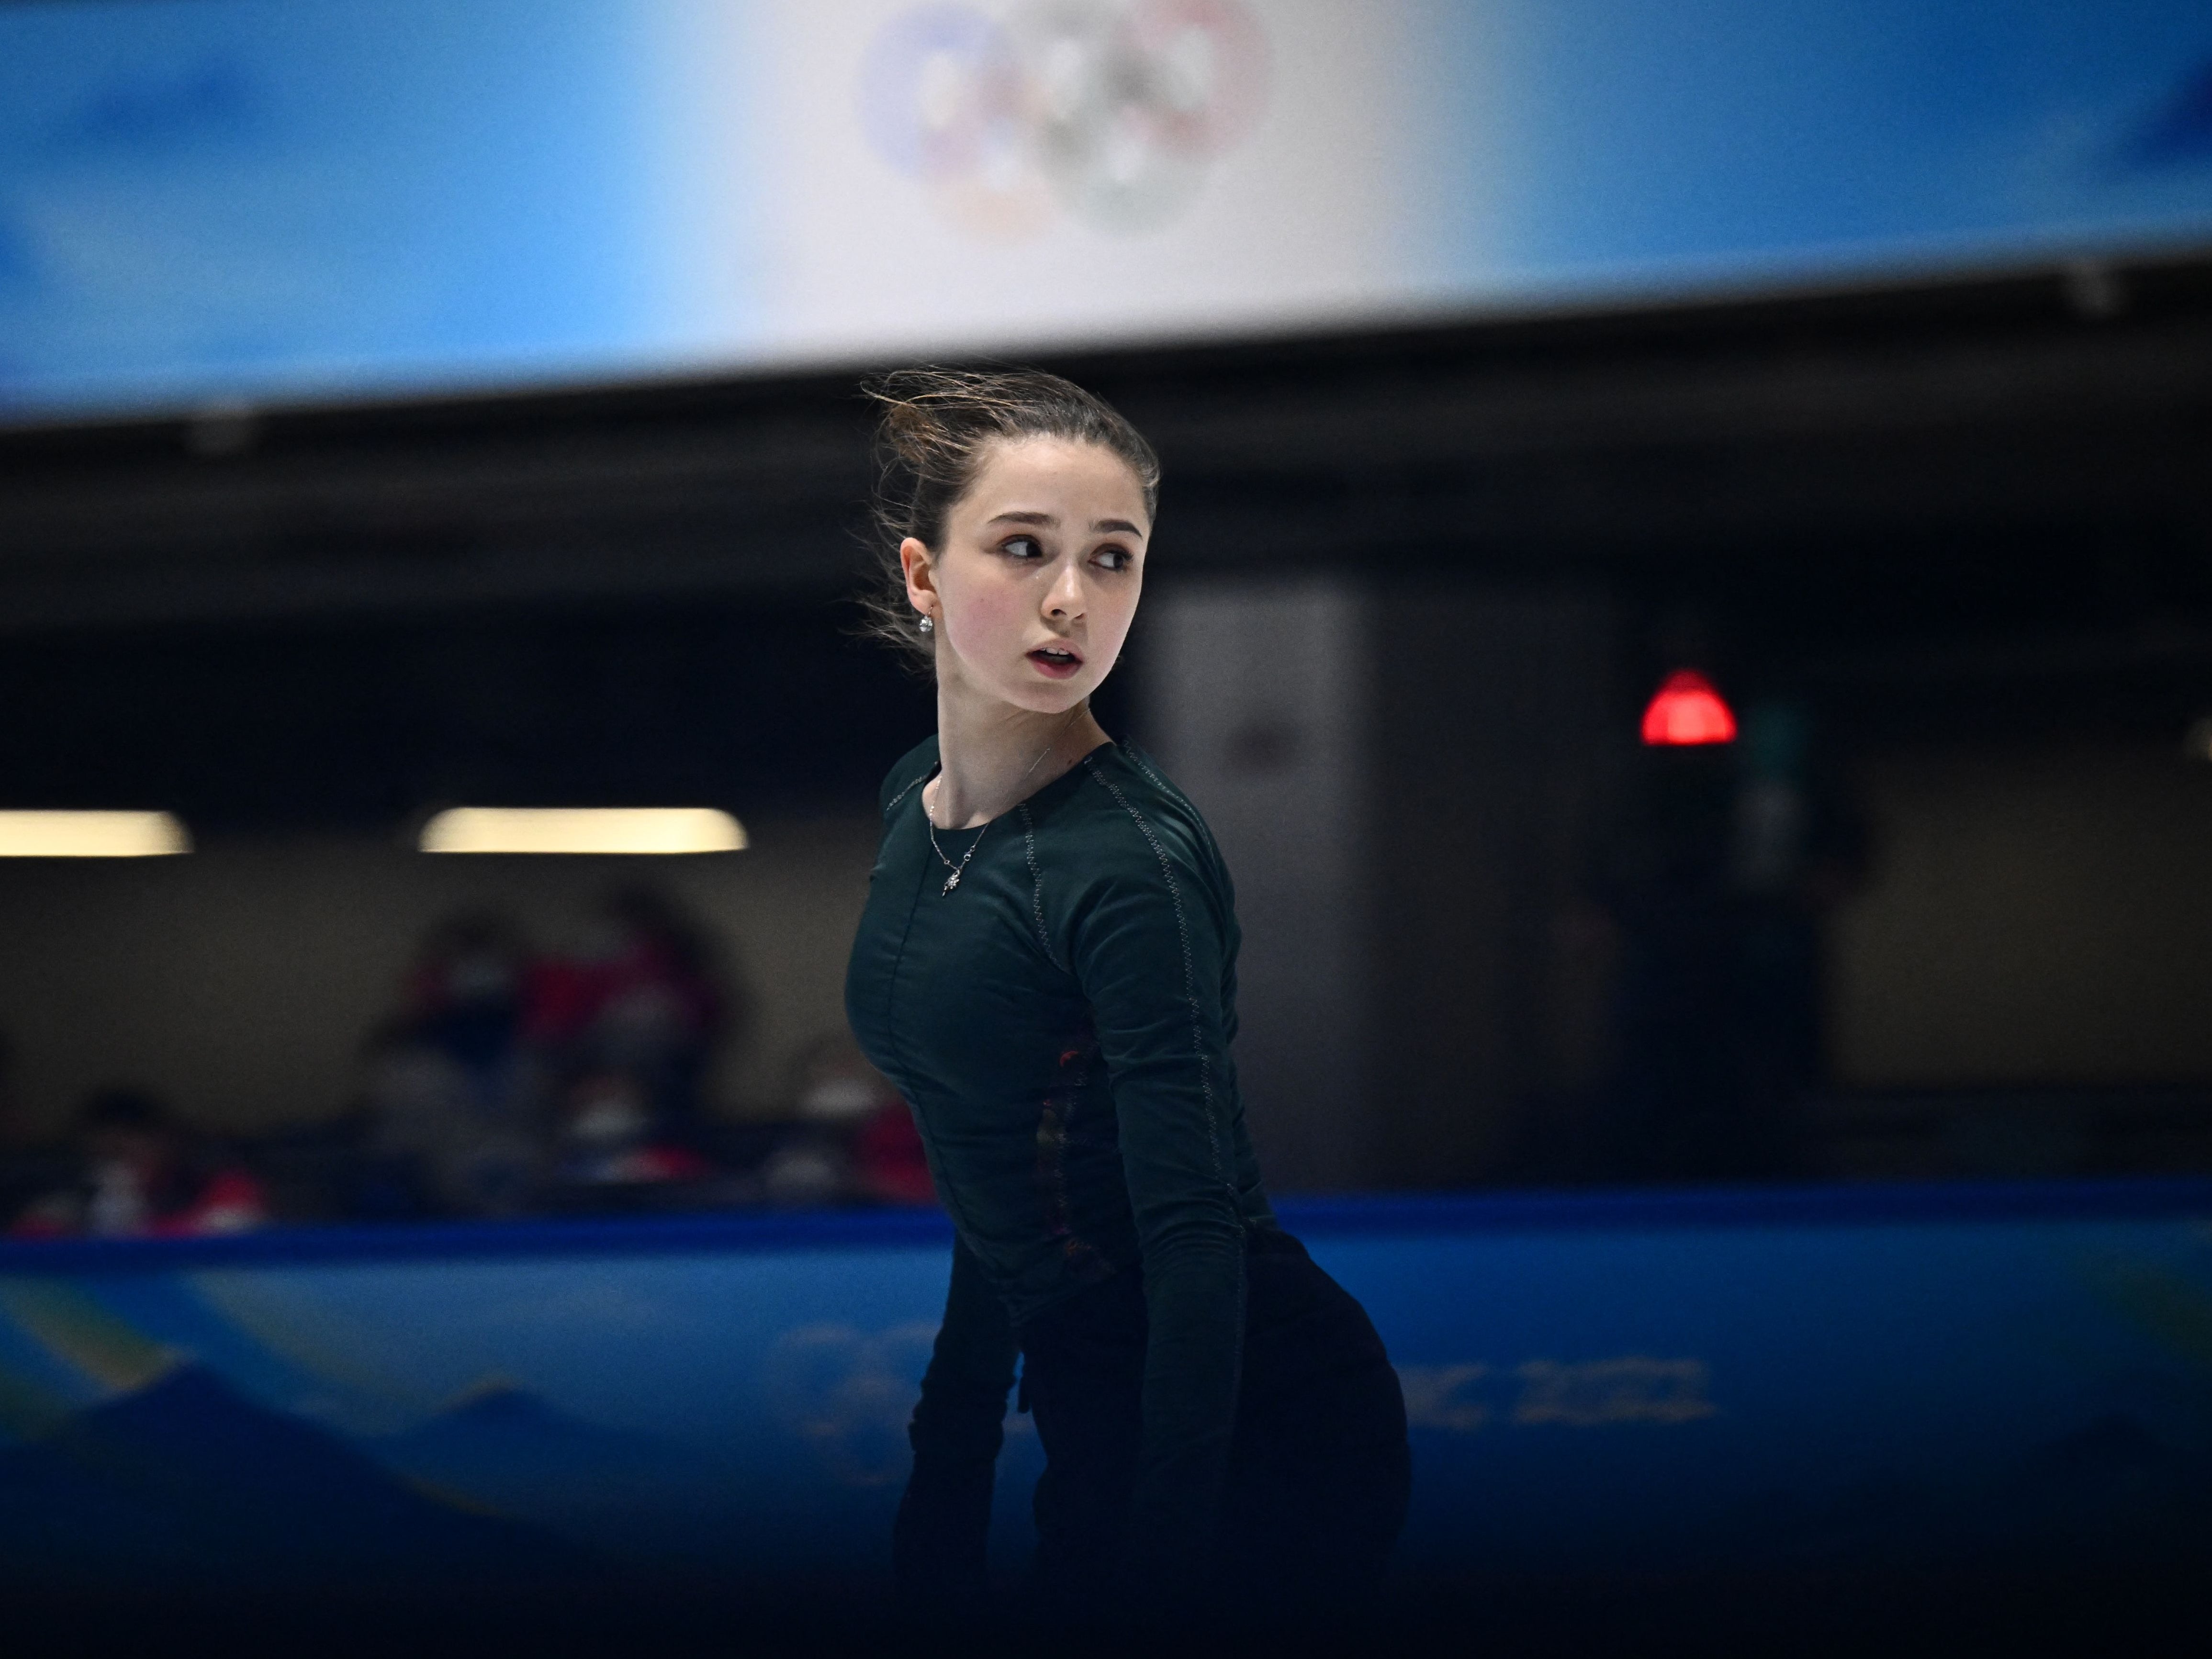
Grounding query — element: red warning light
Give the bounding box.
[1640,671,1737,746]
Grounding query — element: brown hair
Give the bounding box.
[860,366,1161,670]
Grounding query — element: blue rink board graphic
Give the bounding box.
[0,1183,2208,1591]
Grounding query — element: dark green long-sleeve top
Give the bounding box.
[844,735,1275,1563]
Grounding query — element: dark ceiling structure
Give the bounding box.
[6,254,2209,620]
[0,253,2208,826]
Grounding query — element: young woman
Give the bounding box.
[843,368,1409,1625]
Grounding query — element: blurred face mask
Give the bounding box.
[567,1081,648,1147]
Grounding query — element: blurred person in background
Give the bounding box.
[531,886,735,1131]
[11,1087,266,1238]
[756,1035,934,1208]
[1594,696,1865,1180]
[842,1073,934,1209]
[358,910,550,1218]
[844,370,1408,1629]
[547,1066,714,1207]
[1594,738,1740,1178]
[1727,701,1867,1163]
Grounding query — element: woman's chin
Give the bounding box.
[1026,691,1092,717]
[950,648,1109,715]
[1010,654,1105,703]
[999,674,1093,715]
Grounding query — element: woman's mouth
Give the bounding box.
[1027,645,1083,679]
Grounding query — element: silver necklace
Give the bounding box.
[927,708,1084,896]
[927,818,988,896]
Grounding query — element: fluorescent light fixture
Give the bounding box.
[0,811,191,857]
[418,807,748,855]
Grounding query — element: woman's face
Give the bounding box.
[902,436,1149,714]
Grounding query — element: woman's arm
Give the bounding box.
[893,1233,1018,1603]
[1071,818,1248,1583]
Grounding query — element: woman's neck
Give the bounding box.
[928,684,1109,830]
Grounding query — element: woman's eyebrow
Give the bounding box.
[984,509,1143,536]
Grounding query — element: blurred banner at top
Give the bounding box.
[0,0,2207,419]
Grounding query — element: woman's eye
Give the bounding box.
[1095,546,1131,572]
[1002,535,1044,560]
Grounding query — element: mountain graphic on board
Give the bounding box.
[374,1380,748,1560]
[2124,60,2212,171]
[0,1362,603,1592]
[2006,1411,2212,1545]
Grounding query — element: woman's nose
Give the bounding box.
[1044,562,1084,619]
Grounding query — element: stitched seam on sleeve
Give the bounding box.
[1121,746,1190,811]
[1082,758,1231,1199]
[1015,804,1055,960]
[1121,748,1230,870]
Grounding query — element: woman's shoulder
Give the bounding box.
[1077,741,1206,828]
[1047,743,1227,892]
[877,735,941,819]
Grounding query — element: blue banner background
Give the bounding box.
[0,1,2207,419]
[0,1183,2206,1592]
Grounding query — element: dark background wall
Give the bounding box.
[2,257,2210,1180]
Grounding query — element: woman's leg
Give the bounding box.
[1019,1236,1410,1621]
[1018,1268,1149,1618]
[1225,1230,1412,1610]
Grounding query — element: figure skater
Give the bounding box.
[843,368,1410,1630]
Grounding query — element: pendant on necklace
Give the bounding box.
[942,872,961,895]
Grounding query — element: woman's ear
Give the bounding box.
[900,536,936,619]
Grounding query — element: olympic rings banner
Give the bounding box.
[854,0,1273,238]
[0,0,2208,418]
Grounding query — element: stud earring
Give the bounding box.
[918,615,934,634]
